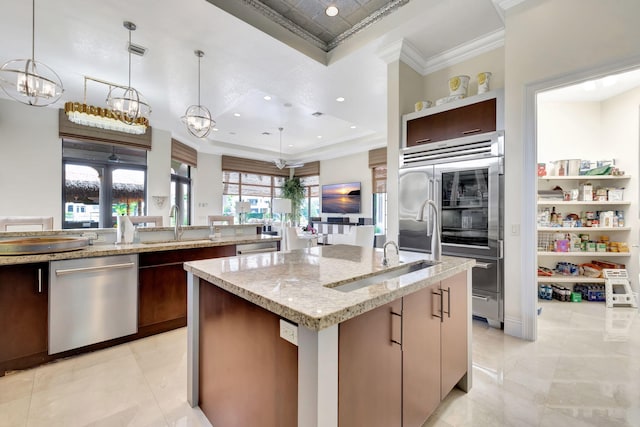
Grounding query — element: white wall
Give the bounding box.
[0,99,62,227]
[147,128,171,224]
[505,0,640,338]
[192,152,223,225]
[320,151,371,223]
[537,101,602,162]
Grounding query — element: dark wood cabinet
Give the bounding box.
[199,281,298,427]
[402,284,442,426]
[0,263,48,374]
[440,272,468,398]
[138,245,236,333]
[338,273,469,427]
[406,98,497,147]
[339,299,402,427]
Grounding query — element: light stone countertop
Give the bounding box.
[184,245,475,331]
[0,234,280,266]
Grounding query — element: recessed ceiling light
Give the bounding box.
[350,125,357,129]
[325,5,339,17]
[312,111,323,117]
[262,131,271,135]
[263,95,272,101]
[317,135,323,139]
[284,102,293,107]
[233,112,241,117]
[229,131,236,135]
[336,97,345,102]
[288,144,293,147]
[212,128,219,132]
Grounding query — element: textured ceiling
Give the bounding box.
[209,0,411,52]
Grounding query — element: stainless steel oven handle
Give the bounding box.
[55,262,136,276]
[473,262,493,269]
[472,295,490,301]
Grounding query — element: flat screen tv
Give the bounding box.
[322,182,361,214]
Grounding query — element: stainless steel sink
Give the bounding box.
[329,260,438,292]
[0,237,89,255]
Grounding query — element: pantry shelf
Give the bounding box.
[537,201,631,206]
[537,227,631,232]
[538,175,630,181]
[537,276,605,284]
[537,251,630,257]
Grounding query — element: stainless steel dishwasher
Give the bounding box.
[49,254,138,354]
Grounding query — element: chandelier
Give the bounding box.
[0,0,64,106]
[65,76,148,135]
[182,50,214,138]
[106,21,151,125]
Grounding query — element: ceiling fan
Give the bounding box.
[274,127,305,169]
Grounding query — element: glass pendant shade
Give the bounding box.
[106,85,151,125]
[0,0,64,106]
[182,49,214,138]
[106,21,151,125]
[182,104,214,138]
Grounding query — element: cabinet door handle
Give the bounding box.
[461,128,481,135]
[432,289,443,322]
[37,268,42,293]
[443,286,451,318]
[390,310,402,347]
[55,262,135,276]
[472,294,489,302]
[415,138,431,144]
[473,262,493,269]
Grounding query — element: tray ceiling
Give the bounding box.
[207,0,411,52]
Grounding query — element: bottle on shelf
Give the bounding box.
[550,206,557,224]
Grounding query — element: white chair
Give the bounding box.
[285,227,316,251]
[208,215,235,225]
[0,216,54,231]
[329,225,375,248]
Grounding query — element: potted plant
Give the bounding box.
[283,176,305,226]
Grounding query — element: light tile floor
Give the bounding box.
[1,302,639,427]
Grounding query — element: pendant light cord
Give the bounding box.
[127,28,132,88]
[31,0,35,61]
[197,54,201,106]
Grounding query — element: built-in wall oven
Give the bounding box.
[399,131,504,327]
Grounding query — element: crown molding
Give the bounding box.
[422,28,505,75]
[378,28,505,77]
[377,38,426,75]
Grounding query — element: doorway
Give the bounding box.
[526,64,640,339]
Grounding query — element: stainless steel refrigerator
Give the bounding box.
[399,131,504,328]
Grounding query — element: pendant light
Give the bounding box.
[106,21,151,125]
[182,50,214,138]
[274,127,287,169]
[0,0,64,106]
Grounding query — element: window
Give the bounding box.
[62,140,147,229]
[171,160,192,226]
[222,171,319,225]
[372,165,387,235]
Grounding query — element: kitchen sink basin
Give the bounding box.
[0,237,90,255]
[329,260,439,293]
[140,238,213,245]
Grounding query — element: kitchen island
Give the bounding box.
[185,245,474,427]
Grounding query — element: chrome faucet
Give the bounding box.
[169,204,184,241]
[416,200,441,262]
[382,240,399,266]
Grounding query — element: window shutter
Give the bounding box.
[221,155,319,177]
[171,138,198,168]
[368,147,387,167]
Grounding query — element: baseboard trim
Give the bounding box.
[503,316,524,339]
